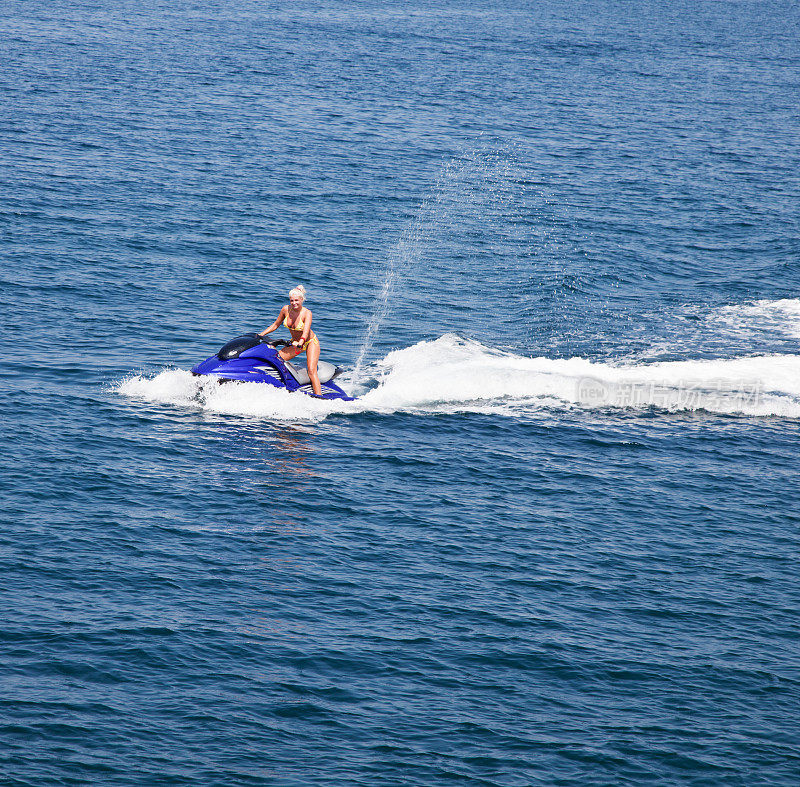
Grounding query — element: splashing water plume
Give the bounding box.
[350,219,412,379]
[351,145,544,378]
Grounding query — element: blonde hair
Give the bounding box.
[289,284,307,302]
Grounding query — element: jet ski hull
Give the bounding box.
[191,334,355,401]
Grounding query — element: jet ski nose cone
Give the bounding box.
[216,334,262,360]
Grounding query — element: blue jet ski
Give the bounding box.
[191,333,354,401]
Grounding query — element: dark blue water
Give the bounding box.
[2,1,800,784]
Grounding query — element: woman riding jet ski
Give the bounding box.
[191,285,354,401]
[191,334,353,400]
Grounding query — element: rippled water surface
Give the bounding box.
[2,1,800,784]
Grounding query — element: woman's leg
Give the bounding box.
[306,338,322,395]
[278,346,301,362]
[278,341,322,396]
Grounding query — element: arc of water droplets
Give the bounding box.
[350,144,534,381]
[351,211,423,380]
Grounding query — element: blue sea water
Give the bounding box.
[2,0,800,784]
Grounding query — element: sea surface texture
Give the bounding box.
[2,1,800,784]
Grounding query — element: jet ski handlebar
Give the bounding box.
[264,338,309,349]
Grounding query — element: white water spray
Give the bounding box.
[350,144,533,380]
[119,327,800,422]
[350,212,420,379]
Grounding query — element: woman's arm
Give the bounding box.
[294,309,312,346]
[258,307,287,337]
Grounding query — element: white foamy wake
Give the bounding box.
[117,369,339,421]
[715,298,800,339]
[117,335,800,421]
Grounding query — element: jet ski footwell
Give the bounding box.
[191,334,354,401]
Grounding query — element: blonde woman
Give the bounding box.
[258,285,322,396]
